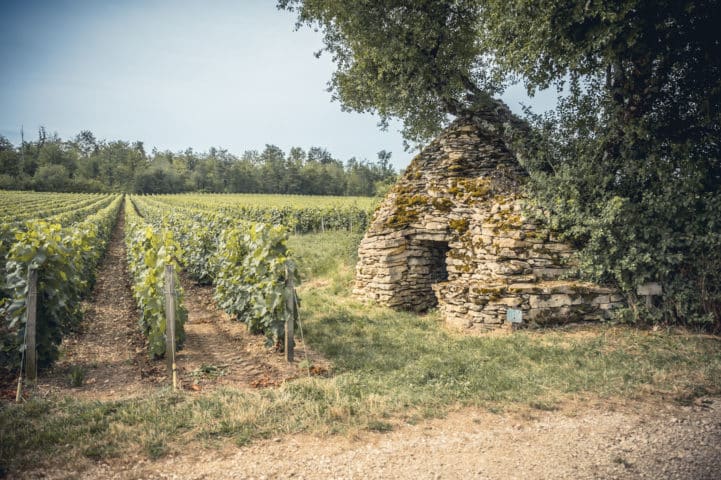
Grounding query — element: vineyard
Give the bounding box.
[1,190,720,478]
[1,192,122,371]
[148,193,378,233]
[0,191,372,379]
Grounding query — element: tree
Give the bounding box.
[478,0,721,326]
[33,164,70,191]
[73,130,98,157]
[279,0,500,145]
[0,136,20,178]
[37,141,78,178]
[259,145,287,193]
[280,0,721,327]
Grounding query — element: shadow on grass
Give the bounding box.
[302,286,721,408]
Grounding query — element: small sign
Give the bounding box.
[506,308,523,324]
[637,283,662,296]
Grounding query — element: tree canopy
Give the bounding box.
[278,0,503,144]
[0,130,396,196]
[280,0,721,328]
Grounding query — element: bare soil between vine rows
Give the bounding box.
[0,210,315,401]
[175,276,327,392]
[16,212,161,400]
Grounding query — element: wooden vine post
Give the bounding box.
[164,264,178,390]
[16,268,38,402]
[25,268,38,383]
[284,265,295,363]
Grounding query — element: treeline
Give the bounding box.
[0,128,397,196]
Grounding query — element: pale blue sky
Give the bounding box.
[0,0,557,170]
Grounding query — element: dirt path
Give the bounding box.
[44,396,720,480]
[176,277,326,391]
[32,209,165,399]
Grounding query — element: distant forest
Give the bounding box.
[0,128,398,196]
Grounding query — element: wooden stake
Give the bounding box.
[164,265,178,390]
[15,368,23,403]
[25,269,38,383]
[285,267,295,363]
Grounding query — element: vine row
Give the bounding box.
[132,196,298,346]
[1,195,123,370]
[124,198,186,359]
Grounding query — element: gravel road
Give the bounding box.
[32,396,718,480]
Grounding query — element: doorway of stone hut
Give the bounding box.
[413,239,450,311]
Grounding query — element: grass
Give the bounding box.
[288,230,363,279]
[2,230,721,473]
[68,365,86,388]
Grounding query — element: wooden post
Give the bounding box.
[25,268,38,383]
[321,216,325,233]
[164,265,178,390]
[284,267,295,363]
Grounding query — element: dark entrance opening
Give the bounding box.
[410,240,449,311]
[423,240,449,284]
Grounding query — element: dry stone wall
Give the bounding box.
[354,112,624,331]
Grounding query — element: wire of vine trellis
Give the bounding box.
[293,290,311,378]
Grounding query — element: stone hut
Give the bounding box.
[353,106,623,331]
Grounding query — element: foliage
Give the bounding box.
[124,200,187,358]
[278,0,499,145]
[0,192,114,223]
[0,130,397,196]
[1,195,122,370]
[151,193,377,234]
[3,222,81,368]
[492,0,721,328]
[132,196,299,346]
[213,223,297,343]
[281,0,721,328]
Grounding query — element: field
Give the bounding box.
[1,191,720,478]
[149,193,378,234]
[151,192,378,209]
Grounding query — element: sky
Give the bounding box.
[0,0,558,170]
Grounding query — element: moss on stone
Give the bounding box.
[384,192,432,228]
[458,178,492,198]
[449,218,469,234]
[431,197,454,212]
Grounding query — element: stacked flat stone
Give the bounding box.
[353,108,624,331]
